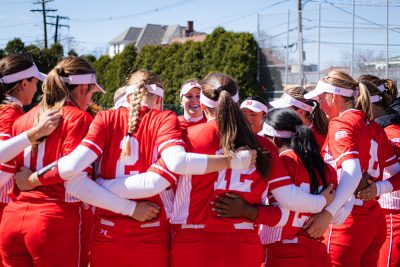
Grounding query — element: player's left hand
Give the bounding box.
[357,180,377,201]
[15,167,37,191]
[303,209,333,239]
[211,192,257,221]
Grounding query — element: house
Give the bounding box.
[108,21,205,57]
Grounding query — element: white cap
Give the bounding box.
[370,95,381,103]
[200,90,239,108]
[60,73,105,94]
[125,83,164,102]
[259,123,293,138]
[270,93,313,112]
[0,64,46,84]
[304,80,355,99]
[240,100,268,114]
[180,81,202,98]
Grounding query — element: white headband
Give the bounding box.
[60,73,105,94]
[180,81,202,98]
[304,80,355,99]
[0,64,46,84]
[377,84,386,92]
[240,100,268,114]
[370,95,381,103]
[260,123,293,138]
[125,83,164,101]
[270,93,313,112]
[200,90,239,108]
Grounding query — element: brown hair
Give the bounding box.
[0,55,35,106]
[39,56,95,113]
[201,73,270,178]
[284,86,329,135]
[120,69,164,159]
[358,74,397,105]
[322,71,372,119]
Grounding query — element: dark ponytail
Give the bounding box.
[202,73,271,178]
[266,109,328,194]
[291,125,328,194]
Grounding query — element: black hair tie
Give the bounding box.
[216,86,226,96]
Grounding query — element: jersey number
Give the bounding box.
[214,168,255,192]
[115,136,139,177]
[368,140,380,178]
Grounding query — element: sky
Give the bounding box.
[1,0,400,69]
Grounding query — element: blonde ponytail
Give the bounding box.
[356,82,372,119]
[120,81,148,159]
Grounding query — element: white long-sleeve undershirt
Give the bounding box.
[0,132,30,164]
[325,158,362,217]
[96,173,170,199]
[64,173,136,216]
[272,184,326,213]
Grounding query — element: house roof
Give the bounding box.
[109,27,141,44]
[109,22,205,51]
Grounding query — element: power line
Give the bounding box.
[199,0,290,31]
[70,0,196,23]
[47,15,69,43]
[30,0,57,48]
[323,0,400,34]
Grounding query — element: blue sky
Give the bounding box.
[1,0,400,69]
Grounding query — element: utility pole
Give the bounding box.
[47,15,69,44]
[297,0,305,86]
[257,13,260,82]
[31,0,57,49]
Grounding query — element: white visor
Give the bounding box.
[60,73,105,94]
[180,81,202,98]
[125,83,164,101]
[370,95,381,103]
[377,84,386,92]
[304,80,355,99]
[0,64,46,84]
[240,100,268,114]
[200,90,239,108]
[270,93,313,112]
[259,123,293,138]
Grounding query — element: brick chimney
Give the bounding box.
[185,21,194,37]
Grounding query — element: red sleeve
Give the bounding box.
[256,136,292,191]
[148,158,179,186]
[38,112,93,185]
[327,119,359,168]
[254,205,282,226]
[156,111,184,154]
[388,172,400,192]
[80,112,107,157]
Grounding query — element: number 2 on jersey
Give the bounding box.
[115,136,139,177]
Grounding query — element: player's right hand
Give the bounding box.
[230,149,257,169]
[131,201,160,222]
[320,184,335,206]
[15,166,36,191]
[36,109,62,139]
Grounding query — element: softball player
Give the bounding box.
[240,96,269,134]
[303,71,400,267]
[269,86,329,148]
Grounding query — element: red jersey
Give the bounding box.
[379,123,400,210]
[170,120,291,231]
[322,110,398,207]
[0,105,24,203]
[260,149,337,244]
[384,124,400,159]
[177,114,207,130]
[310,125,326,149]
[81,106,184,225]
[11,104,93,203]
